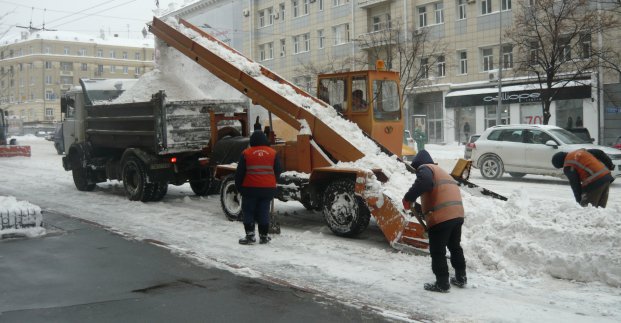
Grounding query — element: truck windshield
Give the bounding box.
[372,80,400,121]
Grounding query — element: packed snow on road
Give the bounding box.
[1,137,620,322]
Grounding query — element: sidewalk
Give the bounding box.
[0,211,390,323]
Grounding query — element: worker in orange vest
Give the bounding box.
[552,149,614,208]
[402,150,467,293]
[235,122,283,244]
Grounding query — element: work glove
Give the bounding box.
[402,199,411,210]
[414,203,423,214]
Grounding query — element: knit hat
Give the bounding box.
[551,151,568,169]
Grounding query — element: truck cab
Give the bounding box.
[317,66,404,157]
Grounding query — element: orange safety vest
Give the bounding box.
[563,149,610,188]
[241,146,277,188]
[419,164,464,228]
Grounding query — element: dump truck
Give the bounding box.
[0,109,31,157]
[150,17,505,252]
[60,78,249,201]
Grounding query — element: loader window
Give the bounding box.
[372,80,400,121]
[319,78,347,113]
[351,77,369,112]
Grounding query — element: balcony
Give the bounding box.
[358,0,393,9]
[60,70,73,76]
[357,29,399,50]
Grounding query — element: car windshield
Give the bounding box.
[549,128,590,144]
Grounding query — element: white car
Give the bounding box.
[470,124,621,179]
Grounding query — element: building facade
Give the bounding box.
[161,0,621,145]
[0,30,154,133]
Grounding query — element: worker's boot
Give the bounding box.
[259,234,271,244]
[238,232,256,245]
[423,282,450,293]
[450,273,467,288]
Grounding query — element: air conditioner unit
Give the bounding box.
[274,12,279,19]
[467,0,476,4]
[489,72,497,81]
[280,51,285,57]
[310,0,316,3]
[242,9,250,17]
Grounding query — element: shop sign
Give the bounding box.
[605,107,621,114]
[446,85,591,108]
[482,92,541,103]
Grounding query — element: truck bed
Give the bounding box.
[85,91,245,154]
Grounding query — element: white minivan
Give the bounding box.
[470,124,621,179]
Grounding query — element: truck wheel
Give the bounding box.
[322,179,371,237]
[122,156,155,202]
[220,175,242,221]
[150,182,168,201]
[190,169,211,196]
[71,151,95,192]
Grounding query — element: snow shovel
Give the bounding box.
[410,203,428,232]
[268,199,281,234]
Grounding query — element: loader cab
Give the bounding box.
[317,67,403,156]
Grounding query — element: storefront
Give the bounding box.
[444,82,593,143]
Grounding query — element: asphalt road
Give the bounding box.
[0,211,393,323]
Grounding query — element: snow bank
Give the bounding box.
[0,196,45,238]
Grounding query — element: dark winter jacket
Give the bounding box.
[235,130,283,199]
[403,150,435,202]
[560,149,615,203]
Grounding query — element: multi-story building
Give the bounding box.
[159,0,621,145]
[0,30,154,132]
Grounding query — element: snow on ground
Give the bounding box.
[1,138,620,322]
[0,195,45,238]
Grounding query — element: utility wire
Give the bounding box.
[0,0,146,23]
[50,0,139,29]
[45,0,124,26]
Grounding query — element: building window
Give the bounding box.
[481,0,492,15]
[45,91,54,100]
[332,23,350,45]
[421,58,429,79]
[294,75,312,93]
[502,0,511,11]
[45,61,52,69]
[580,34,591,59]
[482,48,494,71]
[318,30,324,49]
[136,67,141,74]
[268,7,275,25]
[418,7,427,27]
[435,3,444,24]
[303,0,309,15]
[81,63,88,71]
[122,51,128,59]
[78,48,86,56]
[529,41,539,63]
[135,52,141,60]
[502,44,513,69]
[64,47,69,55]
[259,44,266,61]
[303,33,310,52]
[122,66,128,74]
[30,76,34,85]
[60,62,73,71]
[373,16,382,31]
[292,0,299,17]
[319,0,324,11]
[110,50,115,58]
[97,65,104,74]
[293,36,300,54]
[267,42,274,59]
[560,37,571,62]
[44,47,51,54]
[457,0,467,20]
[45,108,54,117]
[97,49,103,57]
[60,76,73,85]
[332,0,348,6]
[437,55,446,77]
[280,39,286,56]
[280,3,285,20]
[259,10,266,27]
[110,65,116,73]
[458,51,468,74]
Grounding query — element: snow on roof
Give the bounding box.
[0,30,154,48]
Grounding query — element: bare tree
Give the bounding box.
[505,0,618,124]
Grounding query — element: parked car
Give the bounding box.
[34,130,47,137]
[470,124,621,179]
[614,136,621,150]
[52,124,64,155]
[464,134,481,159]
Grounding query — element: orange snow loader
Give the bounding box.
[150,17,505,253]
[0,109,30,157]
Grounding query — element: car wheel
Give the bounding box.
[509,172,526,178]
[480,155,504,179]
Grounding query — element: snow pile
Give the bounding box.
[0,196,45,238]
[463,189,621,287]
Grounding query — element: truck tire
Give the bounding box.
[322,179,371,237]
[71,150,95,192]
[122,156,155,202]
[150,182,168,201]
[220,175,242,221]
[190,169,211,196]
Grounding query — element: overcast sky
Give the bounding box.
[1,0,176,39]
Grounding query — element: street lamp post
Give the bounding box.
[496,0,503,127]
